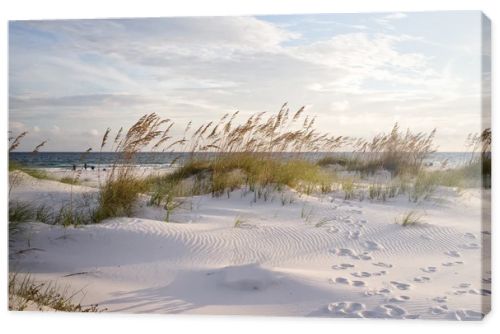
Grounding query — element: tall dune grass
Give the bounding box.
[9,273,102,312]
[467,128,491,189]
[94,114,173,221]
[318,123,436,175]
[149,104,343,203]
[9,133,49,194]
[9,106,489,226]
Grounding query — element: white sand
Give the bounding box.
[9,171,491,320]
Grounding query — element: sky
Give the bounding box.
[9,11,489,151]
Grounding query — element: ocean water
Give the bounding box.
[9,152,477,169]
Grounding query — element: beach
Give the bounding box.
[8,165,491,319]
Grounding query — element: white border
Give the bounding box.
[1,1,498,333]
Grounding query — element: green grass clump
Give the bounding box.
[406,162,482,202]
[317,156,381,175]
[9,202,34,223]
[10,161,51,180]
[367,182,399,201]
[341,178,356,200]
[9,201,91,227]
[319,124,436,176]
[233,216,245,228]
[95,113,173,222]
[427,162,482,188]
[94,175,147,221]
[9,202,34,240]
[150,154,336,203]
[9,273,103,312]
[53,205,90,226]
[396,211,423,227]
[59,176,80,185]
[147,162,210,221]
[34,205,53,224]
[317,156,351,167]
[408,172,437,203]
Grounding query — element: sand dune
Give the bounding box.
[9,172,491,319]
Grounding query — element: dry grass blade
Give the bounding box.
[32,140,47,154]
[9,131,28,152]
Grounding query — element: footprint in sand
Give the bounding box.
[444,250,461,258]
[373,262,393,268]
[413,276,431,283]
[327,227,339,233]
[327,302,365,318]
[351,271,371,278]
[332,248,356,257]
[430,305,449,315]
[390,281,412,290]
[452,309,484,321]
[327,302,416,319]
[468,289,491,296]
[363,240,384,251]
[362,304,418,319]
[459,243,480,250]
[481,289,492,296]
[330,277,351,285]
[329,277,367,288]
[442,261,464,267]
[332,248,372,260]
[352,280,366,287]
[432,296,447,303]
[388,295,411,303]
[353,251,373,261]
[346,230,361,240]
[455,283,471,288]
[482,277,492,284]
[421,266,437,273]
[372,270,387,276]
[332,263,355,270]
[464,232,476,240]
[363,288,391,297]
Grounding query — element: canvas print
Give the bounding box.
[8,12,491,320]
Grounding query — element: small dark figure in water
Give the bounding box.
[72,164,76,171]
[84,163,87,170]
[103,168,106,172]
[91,165,95,171]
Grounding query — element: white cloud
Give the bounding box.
[25,17,299,64]
[50,125,60,134]
[88,129,99,137]
[9,15,483,151]
[384,13,408,20]
[295,33,436,98]
[330,101,350,112]
[375,12,408,30]
[10,121,26,131]
[290,33,426,71]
